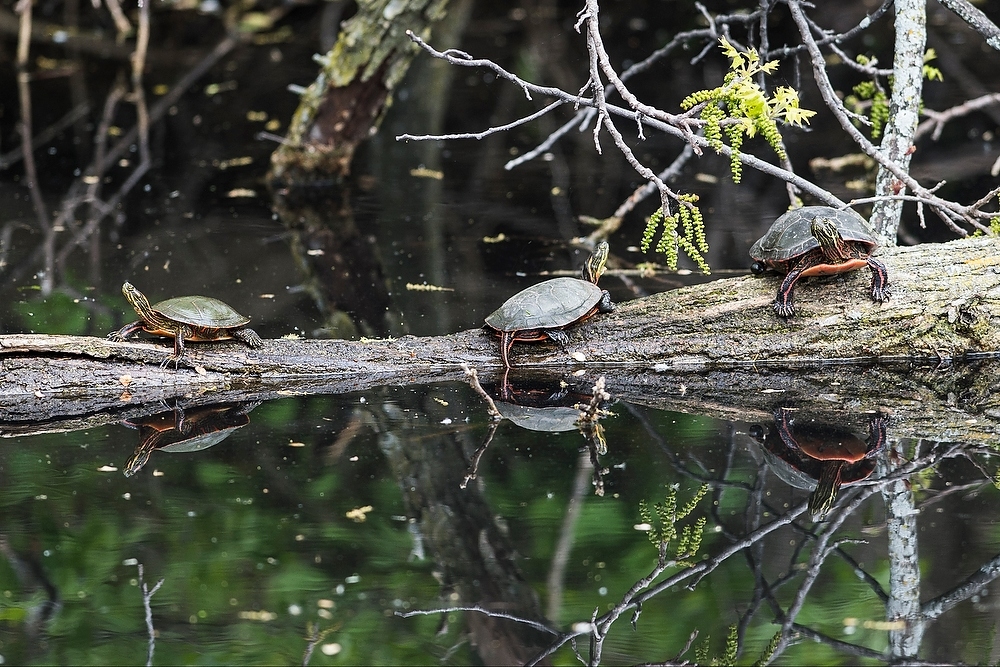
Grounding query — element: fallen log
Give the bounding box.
[2,236,999,434]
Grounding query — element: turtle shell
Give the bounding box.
[751,423,876,491]
[485,277,604,333]
[495,402,583,432]
[788,424,871,463]
[152,295,250,329]
[750,206,877,265]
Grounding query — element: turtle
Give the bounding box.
[484,242,614,368]
[108,281,263,366]
[122,401,260,477]
[749,206,890,317]
[749,407,888,520]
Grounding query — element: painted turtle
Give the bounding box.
[749,206,890,317]
[749,407,887,520]
[122,401,260,477]
[109,282,263,365]
[485,242,614,368]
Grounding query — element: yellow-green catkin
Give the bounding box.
[681,38,815,182]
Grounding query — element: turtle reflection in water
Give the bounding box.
[494,401,585,433]
[463,380,612,494]
[122,401,261,477]
[749,407,888,520]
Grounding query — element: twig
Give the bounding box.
[396,605,557,635]
[762,0,894,60]
[460,420,498,489]
[922,551,1000,619]
[505,109,596,170]
[103,0,132,37]
[611,144,695,220]
[0,102,91,169]
[137,563,165,667]
[398,100,566,142]
[460,363,501,420]
[916,93,1000,141]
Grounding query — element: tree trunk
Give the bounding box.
[2,237,999,437]
[268,0,450,184]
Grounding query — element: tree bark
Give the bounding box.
[2,237,999,434]
[870,0,926,246]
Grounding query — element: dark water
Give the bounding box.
[3,2,1000,665]
[5,384,1000,665]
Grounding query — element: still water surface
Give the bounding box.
[4,365,1000,664]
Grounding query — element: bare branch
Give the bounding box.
[785,0,991,234]
[399,25,844,208]
[397,605,557,636]
[937,0,1000,51]
[916,93,1000,141]
[763,0,895,60]
[397,100,567,142]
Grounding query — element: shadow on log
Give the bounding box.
[2,237,999,438]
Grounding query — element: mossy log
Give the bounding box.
[2,237,999,438]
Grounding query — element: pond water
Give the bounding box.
[3,2,1000,665]
[4,383,1000,665]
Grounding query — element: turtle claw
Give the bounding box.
[159,354,183,370]
[870,282,891,304]
[546,329,570,347]
[773,301,795,318]
[234,327,263,348]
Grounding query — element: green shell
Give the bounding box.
[152,295,250,329]
[750,206,877,263]
[485,277,603,333]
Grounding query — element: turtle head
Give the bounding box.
[810,217,849,261]
[807,461,844,521]
[582,241,610,284]
[121,282,154,318]
[808,487,837,522]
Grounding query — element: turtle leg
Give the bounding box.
[174,404,189,433]
[161,327,188,369]
[546,329,570,349]
[774,268,806,317]
[108,320,144,342]
[233,327,263,348]
[863,412,890,459]
[597,290,615,313]
[499,366,513,401]
[499,331,515,369]
[865,256,891,303]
